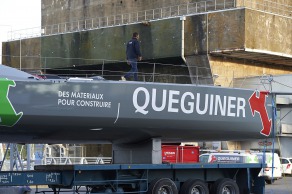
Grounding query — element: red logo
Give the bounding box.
[210,155,217,163]
[249,91,272,136]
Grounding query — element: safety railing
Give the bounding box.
[3,53,291,88]
[9,0,237,40]
[2,55,213,85]
[0,157,112,170]
[43,157,112,165]
[2,54,274,88]
[238,0,292,17]
[8,0,291,40]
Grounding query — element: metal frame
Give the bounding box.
[0,163,265,194]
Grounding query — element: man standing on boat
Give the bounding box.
[121,32,142,81]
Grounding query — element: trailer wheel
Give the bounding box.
[180,179,209,194]
[148,178,178,194]
[116,187,124,193]
[211,178,239,194]
[265,179,275,184]
[90,187,112,193]
[90,187,99,193]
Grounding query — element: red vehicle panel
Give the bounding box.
[162,145,199,163]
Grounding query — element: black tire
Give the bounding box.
[265,179,275,184]
[116,187,124,193]
[210,178,239,194]
[90,187,99,193]
[90,187,112,193]
[148,178,178,194]
[180,179,209,194]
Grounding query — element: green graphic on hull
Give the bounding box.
[0,78,23,127]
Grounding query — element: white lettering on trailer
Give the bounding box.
[133,87,246,117]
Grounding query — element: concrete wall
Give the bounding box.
[184,14,207,55]
[39,17,181,69]
[41,0,192,27]
[237,0,292,14]
[2,8,291,82]
[6,6,183,70]
[2,38,41,71]
[245,9,292,56]
[210,56,292,87]
[41,0,291,29]
[207,9,245,52]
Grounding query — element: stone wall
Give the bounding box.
[210,56,292,87]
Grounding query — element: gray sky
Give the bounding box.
[0,0,41,63]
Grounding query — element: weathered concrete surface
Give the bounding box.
[41,0,203,27]
[2,8,291,83]
[185,55,213,85]
[237,0,292,17]
[245,9,292,56]
[2,38,41,70]
[205,8,292,87]
[183,9,246,55]
[38,16,182,69]
[184,8,291,56]
[209,56,292,87]
[207,9,245,51]
[184,14,207,55]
